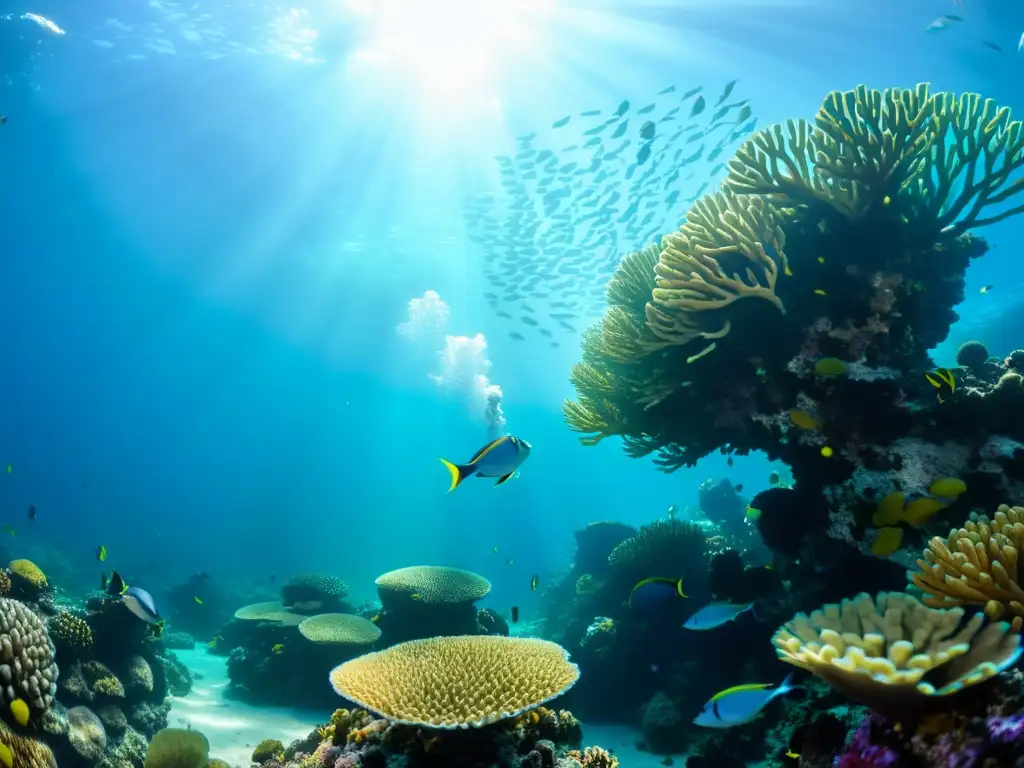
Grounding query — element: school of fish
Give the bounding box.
[461,81,758,346]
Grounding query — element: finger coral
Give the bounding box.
[375,566,491,606]
[909,504,1024,631]
[298,614,381,646]
[328,636,579,729]
[0,720,56,768]
[772,591,1021,715]
[0,597,58,716]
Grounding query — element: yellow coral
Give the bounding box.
[565,746,619,768]
[144,728,209,768]
[374,566,491,606]
[298,614,381,645]
[329,636,579,729]
[645,191,787,351]
[8,560,47,591]
[49,611,93,654]
[910,504,1024,631]
[773,592,1020,714]
[92,676,125,699]
[0,721,56,767]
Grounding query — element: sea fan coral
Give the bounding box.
[329,636,579,729]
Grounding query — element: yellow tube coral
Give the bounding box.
[909,504,1024,631]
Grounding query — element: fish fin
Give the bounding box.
[439,459,474,493]
[676,579,687,598]
[777,672,802,696]
[467,436,509,465]
[495,472,515,486]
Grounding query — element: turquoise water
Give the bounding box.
[3,1,1024,765]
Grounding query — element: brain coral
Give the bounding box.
[0,597,58,715]
[375,566,491,606]
[607,519,708,578]
[0,720,57,768]
[773,591,1020,715]
[329,635,580,729]
[8,560,47,593]
[143,727,209,768]
[232,601,305,626]
[298,614,381,646]
[124,655,154,694]
[281,573,349,611]
[67,706,107,763]
[48,611,93,655]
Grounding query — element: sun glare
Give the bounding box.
[342,0,555,104]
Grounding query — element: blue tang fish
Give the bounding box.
[694,674,799,728]
[439,436,532,492]
[684,601,756,631]
[122,586,160,624]
[627,577,686,610]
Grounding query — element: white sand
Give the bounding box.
[169,650,326,767]
[169,650,672,768]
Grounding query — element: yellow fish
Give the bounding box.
[0,741,11,768]
[785,750,800,759]
[207,638,218,649]
[745,506,761,521]
[980,285,994,294]
[813,288,828,297]
[821,446,834,458]
[272,643,284,654]
[925,368,956,403]
[96,545,107,562]
[193,596,203,605]
[9,698,29,727]
[530,574,539,591]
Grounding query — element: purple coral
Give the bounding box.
[833,715,899,768]
[334,754,362,768]
[988,713,1024,745]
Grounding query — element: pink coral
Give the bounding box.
[334,754,361,768]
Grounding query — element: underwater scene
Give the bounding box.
[3,0,1024,766]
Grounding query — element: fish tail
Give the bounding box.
[439,458,474,493]
[778,672,801,696]
[676,578,687,598]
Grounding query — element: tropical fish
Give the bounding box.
[122,586,160,624]
[96,545,107,562]
[1019,32,1024,53]
[657,85,676,95]
[925,368,956,403]
[628,577,687,610]
[980,285,994,294]
[439,436,533,492]
[530,574,539,591]
[27,504,36,520]
[684,602,756,630]
[693,674,799,728]
[9,699,29,727]
[511,606,520,623]
[814,357,848,376]
[690,96,706,117]
[0,741,12,768]
[193,596,203,605]
[745,506,761,521]
[272,643,284,654]
[551,116,570,128]
[821,446,834,458]
[667,504,678,519]
[208,637,220,649]
[983,41,1003,53]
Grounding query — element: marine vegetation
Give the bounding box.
[564,82,1024,569]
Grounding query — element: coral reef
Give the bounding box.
[329,636,580,728]
[0,595,58,716]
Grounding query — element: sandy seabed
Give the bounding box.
[169,650,668,768]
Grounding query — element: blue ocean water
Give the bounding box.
[1,0,1022,663]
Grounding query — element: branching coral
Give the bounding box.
[773,592,1021,715]
[909,504,1024,631]
[329,636,579,729]
[645,191,788,350]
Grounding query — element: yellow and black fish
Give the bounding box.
[530,574,539,591]
[108,571,128,596]
[96,545,107,562]
[925,368,956,403]
[439,436,532,492]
